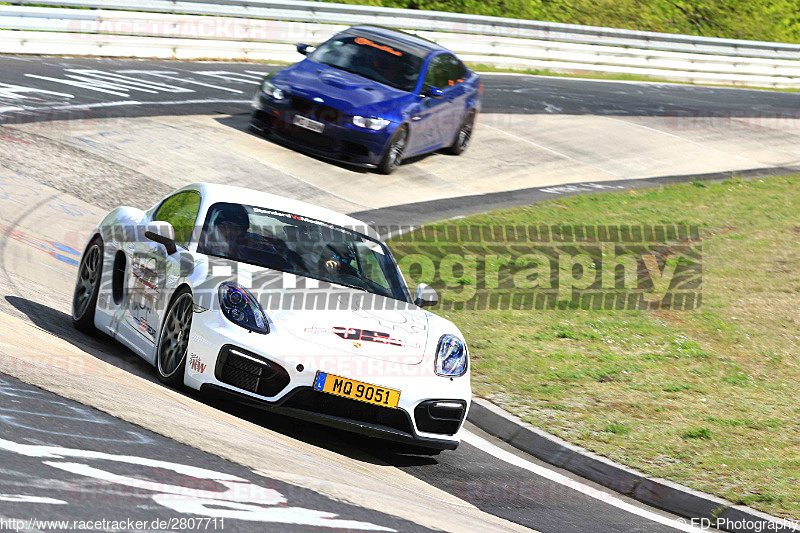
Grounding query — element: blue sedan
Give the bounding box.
[250,25,482,174]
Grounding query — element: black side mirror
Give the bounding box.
[296,43,309,56]
[414,283,439,307]
[145,222,177,255]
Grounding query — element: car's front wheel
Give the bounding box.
[72,236,103,333]
[378,126,408,175]
[446,110,475,156]
[156,288,193,387]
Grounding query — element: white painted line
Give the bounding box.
[0,82,74,100]
[0,494,66,504]
[462,430,707,533]
[0,98,251,115]
[598,115,763,165]
[24,73,136,97]
[195,71,261,84]
[480,123,625,178]
[118,70,244,94]
[66,69,195,94]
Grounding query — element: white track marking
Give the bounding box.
[195,71,262,84]
[0,494,66,504]
[0,98,251,115]
[480,123,625,178]
[462,430,708,533]
[24,74,142,97]
[598,115,762,165]
[0,82,74,100]
[117,70,244,94]
[64,70,195,94]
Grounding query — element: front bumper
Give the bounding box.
[201,383,461,450]
[251,92,392,167]
[185,310,471,451]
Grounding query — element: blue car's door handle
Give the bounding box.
[412,116,422,121]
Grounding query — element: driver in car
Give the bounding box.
[202,204,250,257]
[323,245,358,277]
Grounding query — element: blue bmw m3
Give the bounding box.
[250,25,482,174]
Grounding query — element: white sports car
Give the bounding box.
[72,183,471,452]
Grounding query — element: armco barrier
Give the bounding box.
[1,0,799,87]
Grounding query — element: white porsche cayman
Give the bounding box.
[72,183,471,452]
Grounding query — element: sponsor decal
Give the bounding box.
[354,37,402,57]
[304,326,419,349]
[131,257,161,301]
[132,316,156,337]
[189,353,206,374]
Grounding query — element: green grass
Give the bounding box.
[324,0,800,44]
[390,175,800,518]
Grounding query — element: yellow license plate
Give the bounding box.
[313,372,400,409]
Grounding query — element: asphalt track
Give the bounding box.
[2,55,796,532]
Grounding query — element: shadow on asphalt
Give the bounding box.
[4,295,439,468]
[213,112,443,174]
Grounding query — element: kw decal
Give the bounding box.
[189,353,206,374]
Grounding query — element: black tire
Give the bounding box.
[71,236,103,334]
[156,287,194,387]
[378,126,408,175]
[446,110,475,155]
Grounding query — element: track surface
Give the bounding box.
[0,373,426,532]
[0,55,789,532]
[2,56,800,120]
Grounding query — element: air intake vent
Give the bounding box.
[215,345,290,398]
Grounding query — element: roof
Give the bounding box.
[174,183,380,240]
[343,25,449,57]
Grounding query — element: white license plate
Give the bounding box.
[292,115,325,133]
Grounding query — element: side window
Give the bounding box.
[423,55,450,89]
[153,191,201,248]
[446,56,466,86]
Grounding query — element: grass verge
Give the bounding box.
[391,175,800,518]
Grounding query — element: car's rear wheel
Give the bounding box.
[156,288,193,387]
[378,126,408,175]
[446,110,475,155]
[72,236,103,333]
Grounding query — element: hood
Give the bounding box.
[278,292,430,365]
[273,60,413,117]
[196,258,430,365]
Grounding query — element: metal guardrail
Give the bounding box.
[1,0,799,87]
[9,0,800,59]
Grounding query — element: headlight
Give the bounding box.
[218,282,269,334]
[352,116,390,131]
[261,79,285,101]
[434,334,468,377]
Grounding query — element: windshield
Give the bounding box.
[198,203,409,301]
[310,35,424,92]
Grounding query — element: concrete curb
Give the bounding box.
[467,398,798,533]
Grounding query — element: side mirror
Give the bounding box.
[145,221,177,255]
[296,43,309,56]
[414,283,438,307]
[425,86,444,99]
